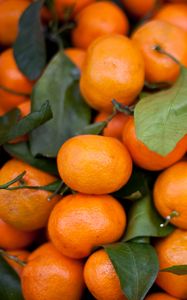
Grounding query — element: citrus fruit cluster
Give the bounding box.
[0,0,187,300]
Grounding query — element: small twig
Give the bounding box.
[0,171,26,189]
[153,45,181,66]
[112,99,134,115]
[160,211,180,228]
[47,181,64,201]
[0,249,26,267]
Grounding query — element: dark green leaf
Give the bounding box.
[123,193,174,242]
[105,242,159,300]
[0,101,52,145]
[13,0,46,80]
[3,142,58,176]
[131,237,150,244]
[0,109,20,130]
[135,66,187,155]
[113,169,147,200]
[0,255,23,300]
[161,265,187,275]
[77,121,107,135]
[30,51,91,157]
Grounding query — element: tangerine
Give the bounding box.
[48,193,126,259]
[57,134,132,194]
[80,34,144,112]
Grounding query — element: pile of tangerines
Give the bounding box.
[0,0,187,299]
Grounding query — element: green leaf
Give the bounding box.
[161,265,187,275]
[105,242,159,300]
[77,121,107,135]
[3,142,58,176]
[0,101,52,145]
[13,0,46,80]
[113,169,147,200]
[123,193,174,242]
[0,255,24,300]
[30,51,91,157]
[0,109,20,128]
[135,66,187,156]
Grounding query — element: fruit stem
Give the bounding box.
[160,210,180,228]
[47,181,64,201]
[0,171,26,189]
[153,45,181,66]
[112,99,134,115]
[0,249,26,267]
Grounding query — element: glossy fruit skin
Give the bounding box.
[154,4,187,32]
[0,218,36,250]
[155,229,187,299]
[5,250,30,277]
[121,0,156,18]
[80,34,145,112]
[0,159,59,231]
[72,1,129,50]
[0,106,5,116]
[145,292,180,300]
[64,48,86,70]
[57,135,132,194]
[48,193,126,259]
[54,0,95,20]
[94,112,129,141]
[84,249,127,300]
[0,49,33,111]
[122,117,187,171]
[154,161,187,229]
[17,100,31,117]
[132,20,187,83]
[22,242,84,300]
[0,0,30,46]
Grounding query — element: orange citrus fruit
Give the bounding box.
[0,159,59,231]
[94,112,129,141]
[22,242,85,300]
[145,293,180,300]
[48,193,126,259]
[5,249,30,277]
[154,3,187,32]
[122,117,187,171]
[121,0,156,18]
[0,0,30,46]
[64,48,86,70]
[0,48,33,111]
[154,161,187,229]
[84,249,127,300]
[72,1,129,50]
[80,34,145,112]
[57,134,132,194]
[0,218,36,250]
[155,229,187,299]
[132,20,187,83]
[54,0,95,20]
[17,100,31,117]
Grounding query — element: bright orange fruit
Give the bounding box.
[48,193,126,259]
